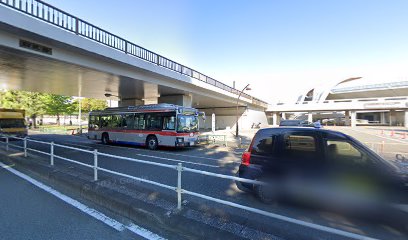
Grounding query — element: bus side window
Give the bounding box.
[109,115,122,128]
[123,114,135,129]
[146,113,162,130]
[89,116,94,128]
[136,114,145,130]
[163,116,175,130]
[94,116,100,130]
[101,115,110,128]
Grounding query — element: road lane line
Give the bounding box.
[118,152,219,168]
[0,162,166,240]
[102,144,237,162]
[126,223,166,240]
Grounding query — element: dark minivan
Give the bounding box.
[236,127,408,222]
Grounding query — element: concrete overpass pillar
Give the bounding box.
[308,112,313,123]
[119,98,143,107]
[350,111,357,127]
[344,111,350,126]
[143,83,159,105]
[380,112,386,124]
[389,110,396,126]
[159,94,192,107]
[404,110,408,128]
[272,112,278,126]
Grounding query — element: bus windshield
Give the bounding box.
[0,119,25,128]
[177,115,198,133]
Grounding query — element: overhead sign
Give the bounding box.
[363,102,404,109]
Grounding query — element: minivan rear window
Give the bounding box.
[251,131,276,156]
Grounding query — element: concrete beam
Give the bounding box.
[405,110,408,128]
[350,111,356,127]
[308,112,313,123]
[159,95,192,107]
[272,112,278,126]
[344,111,350,126]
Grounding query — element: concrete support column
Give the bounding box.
[281,112,286,120]
[350,111,357,127]
[272,112,278,126]
[389,110,396,126]
[344,111,350,126]
[159,94,192,107]
[119,98,143,107]
[143,83,160,105]
[308,112,313,123]
[404,110,408,128]
[380,112,386,124]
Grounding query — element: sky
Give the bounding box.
[45,0,408,103]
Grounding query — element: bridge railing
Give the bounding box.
[0,0,268,108]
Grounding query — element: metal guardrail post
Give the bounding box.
[176,163,183,210]
[23,137,27,157]
[5,136,8,151]
[50,141,54,166]
[75,18,79,34]
[93,149,98,181]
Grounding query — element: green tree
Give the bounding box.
[79,98,107,112]
[0,90,47,128]
[44,94,72,126]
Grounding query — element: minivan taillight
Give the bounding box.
[241,151,251,166]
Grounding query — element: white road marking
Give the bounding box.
[102,144,237,163]
[128,152,219,168]
[0,162,166,240]
[126,223,166,240]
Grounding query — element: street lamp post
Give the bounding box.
[104,93,120,107]
[235,84,251,137]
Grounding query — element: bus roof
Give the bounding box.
[0,109,25,119]
[90,103,197,115]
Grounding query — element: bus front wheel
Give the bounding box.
[146,135,158,150]
[101,133,110,145]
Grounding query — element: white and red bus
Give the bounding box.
[88,104,205,150]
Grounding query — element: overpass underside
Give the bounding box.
[0,2,268,131]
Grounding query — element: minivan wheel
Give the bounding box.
[146,135,158,150]
[255,182,276,204]
[101,133,110,145]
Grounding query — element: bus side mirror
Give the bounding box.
[199,112,206,120]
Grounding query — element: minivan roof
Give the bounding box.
[257,127,350,140]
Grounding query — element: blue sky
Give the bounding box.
[46,0,408,102]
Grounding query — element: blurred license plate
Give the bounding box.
[190,141,194,146]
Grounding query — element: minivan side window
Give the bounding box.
[251,131,275,156]
[283,133,317,159]
[326,140,371,167]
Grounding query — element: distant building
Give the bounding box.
[267,78,408,127]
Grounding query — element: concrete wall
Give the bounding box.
[199,108,268,130]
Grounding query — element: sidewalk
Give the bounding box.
[200,128,260,149]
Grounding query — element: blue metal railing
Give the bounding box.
[0,0,268,108]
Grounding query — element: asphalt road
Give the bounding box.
[0,162,155,240]
[4,128,408,240]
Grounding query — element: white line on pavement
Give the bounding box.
[103,144,237,163]
[128,152,219,168]
[0,162,166,240]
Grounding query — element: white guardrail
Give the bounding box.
[0,135,378,240]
